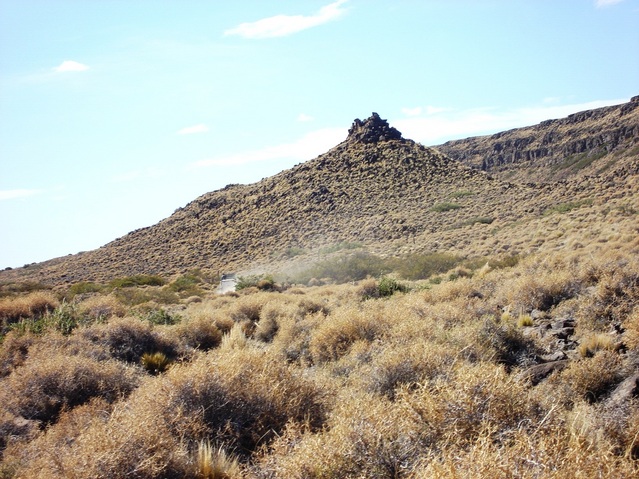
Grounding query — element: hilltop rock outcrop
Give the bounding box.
[347,112,403,144]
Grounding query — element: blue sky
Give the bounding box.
[1,0,638,269]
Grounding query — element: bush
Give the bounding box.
[1,350,140,424]
[0,291,59,332]
[80,317,177,363]
[392,253,463,281]
[430,202,462,212]
[108,274,165,288]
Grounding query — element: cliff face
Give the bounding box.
[437,96,639,182]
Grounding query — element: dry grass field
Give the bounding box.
[1,232,639,478]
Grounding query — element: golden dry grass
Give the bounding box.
[2,244,639,478]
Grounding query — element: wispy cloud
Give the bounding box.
[595,0,625,7]
[177,124,209,135]
[193,127,346,167]
[393,98,628,145]
[224,0,348,39]
[0,189,42,200]
[53,60,90,72]
[297,113,314,122]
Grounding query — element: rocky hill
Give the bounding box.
[437,96,639,183]
[2,105,639,286]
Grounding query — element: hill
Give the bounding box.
[437,96,639,183]
[2,100,639,287]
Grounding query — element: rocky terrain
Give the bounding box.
[437,96,639,182]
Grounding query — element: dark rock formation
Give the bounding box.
[437,96,639,182]
[347,112,403,144]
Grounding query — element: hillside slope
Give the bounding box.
[3,106,639,286]
[437,96,639,182]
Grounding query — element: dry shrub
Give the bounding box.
[0,331,35,377]
[77,294,126,320]
[309,304,386,363]
[229,295,264,323]
[413,422,639,479]
[80,316,177,363]
[578,332,617,357]
[364,340,455,399]
[554,350,625,403]
[0,349,140,425]
[171,316,222,353]
[575,258,639,331]
[220,323,248,350]
[4,348,323,477]
[400,362,544,447]
[253,302,282,343]
[0,291,59,329]
[502,266,580,312]
[255,391,424,478]
[623,308,639,351]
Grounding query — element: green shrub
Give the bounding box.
[298,252,392,284]
[392,253,463,281]
[66,282,103,298]
[108,274,165,289]
[377,277,408,298]
[141,352,173,375]
[545,198,593,215]
[430,202,462,212]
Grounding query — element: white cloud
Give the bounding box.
[53,60,90,72]
[595,0,625,7]
[193,127,346,167]
[297,113,314,122]
[177,124,209,135]
[393,98,628,145]
[224,0,348,39]
[0,189,41,200]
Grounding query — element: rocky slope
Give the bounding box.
[3,106,639,286]
[437,96,639,183]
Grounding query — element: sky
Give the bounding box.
[1,0,638,269]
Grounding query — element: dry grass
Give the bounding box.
[2,245,639,477]
[0,291,59,333]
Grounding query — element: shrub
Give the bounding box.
[77,294,126,321]
[309,306,385,363]
[141,351,173,375]
[66,281,104,298]
[80,316,177,363]
[430,202,462,212]
[1,350,140,424]
[0,291,59,331]
[169,272,204,296]
[172,316,223,352]
[108,274,165,288]
[377,277,408,297]
[557,351,624,403]
[392,252,463,281]
[297,252,392,284]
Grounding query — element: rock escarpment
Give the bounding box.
[437,96,639,182]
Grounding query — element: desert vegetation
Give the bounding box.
[1,236,639,478]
